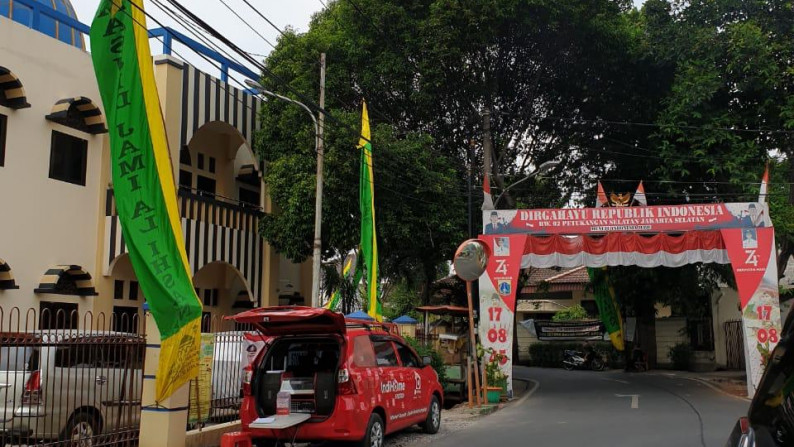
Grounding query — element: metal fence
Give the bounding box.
[724,320,746,371]
[0,307,144,447]
[186,314,256,430]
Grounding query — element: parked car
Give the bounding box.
[231,306,444,447]
[0,331,144,446]
[206,331,268,422]
[725,312,794,446]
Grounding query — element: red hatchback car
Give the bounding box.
[231,306,443,447]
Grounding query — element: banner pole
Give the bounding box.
[466,280,482,406]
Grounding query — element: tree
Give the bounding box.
[256,0,654,303]
[552,304,590,322]
[638,0,794,270]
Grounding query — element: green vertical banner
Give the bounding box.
[325,249,362,311]
[90,0,203,401]
[358,102,382,321]
[588,267,625,351]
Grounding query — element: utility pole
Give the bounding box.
[482,106,493,197]
[468,141,473,238]
[311,53,326,307]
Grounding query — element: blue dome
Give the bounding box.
[1,0,85,50]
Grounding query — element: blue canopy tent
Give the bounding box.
[345,310,374,320]
[392,315,418,324]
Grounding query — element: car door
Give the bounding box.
[393,341,428,424]
[370,337,404,432]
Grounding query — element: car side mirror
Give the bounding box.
[422,356,432,366]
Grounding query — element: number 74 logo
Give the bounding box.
[744,249,759,267]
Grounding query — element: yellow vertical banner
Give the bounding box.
[188,334,215,424]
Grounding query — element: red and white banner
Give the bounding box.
[518,231,729,268]
[478,234,527,397]
[484,202,771,235]
[481,201,781,395]
[722,227,782,393]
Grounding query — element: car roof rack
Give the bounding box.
[345,319,399,334]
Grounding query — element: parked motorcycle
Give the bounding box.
[562,349,606,371]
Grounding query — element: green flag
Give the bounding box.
[588,267,625,351]
[359,102,382,321]
[90,0,203,401]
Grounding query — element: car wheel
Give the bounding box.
[421,395,441,434]
[356,413,384,447]
[62,411,100,447]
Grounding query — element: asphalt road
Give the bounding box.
[430,366,750,447]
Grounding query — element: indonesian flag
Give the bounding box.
[759,165,769,203]
[634,181,648,207]
[482,172,495,210]
[596,181,608,208]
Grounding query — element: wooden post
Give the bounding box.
[466,281,482,406]
[466,356,473,408]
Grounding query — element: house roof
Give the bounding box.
[522,266,589,293]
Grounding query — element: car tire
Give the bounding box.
[420,395,441,434]
[356,413,385,447]
[252,438,277,447]
[61,411,100,447]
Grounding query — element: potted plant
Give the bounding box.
[478,345,509,403]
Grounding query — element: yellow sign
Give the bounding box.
[188,334,215,424]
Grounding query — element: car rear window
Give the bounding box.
[351,336,376,367]
[0,346,39,372]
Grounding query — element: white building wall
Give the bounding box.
[0,17,105,313]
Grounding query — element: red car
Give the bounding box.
[231,306,443,447]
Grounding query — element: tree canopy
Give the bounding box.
[255,0,794,308]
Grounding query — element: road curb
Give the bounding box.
[684,377,751,402]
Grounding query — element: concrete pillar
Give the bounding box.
[140,305,189,447]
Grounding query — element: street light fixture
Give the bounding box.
[493,160,560,208]
[245,79,324,307]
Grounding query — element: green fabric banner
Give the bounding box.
[90,0,203,401]
[587,267,625,351]
[359,102,382,321]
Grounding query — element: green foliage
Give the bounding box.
[668,342,693,371]
[551,304,590,322]
[528,342,623,369]
[477,344,508,387]
[382,280,422,322]
[404,336,447,386]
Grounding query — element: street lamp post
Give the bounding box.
[246,79,324,307]
[493,160,560,208]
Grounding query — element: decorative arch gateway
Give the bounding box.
[480,202,781,397]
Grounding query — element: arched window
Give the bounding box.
[35,265,97,296]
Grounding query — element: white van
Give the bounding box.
[0,331,144,446]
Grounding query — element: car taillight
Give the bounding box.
[242,365,253,395]
[338,368,357,395]
[739,417,750,434]
[22,370,42,405]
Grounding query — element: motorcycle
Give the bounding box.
[562,349,605,371]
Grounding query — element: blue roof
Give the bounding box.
[2,0,86,50]
[393,315,418,324]
[345,311,374,320]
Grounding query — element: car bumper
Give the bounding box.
[243,396,368,442]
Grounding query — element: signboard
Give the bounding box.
[482,202,781,395]
[722,227,782,390]
[478,234,526,398]
[533,320,605,341]
[188,333,215,424]
[484,203,770,235]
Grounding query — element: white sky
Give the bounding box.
[72,1,647,89]
[72,1,324,88]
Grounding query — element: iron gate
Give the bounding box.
[724,320,745,371]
